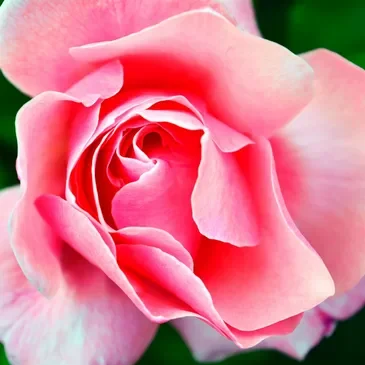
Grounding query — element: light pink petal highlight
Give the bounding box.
[272,49,365,294]
[0,0,235,95]
[71,10,314,137]
[195,138,334,331]
[192,133,258,247]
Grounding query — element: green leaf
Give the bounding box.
[255,0,365,69]
[0,73,29,149]
[0,345,10,365]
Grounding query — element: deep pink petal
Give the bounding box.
[71,10,314,137]
[192,133,258,247]
[0,0,235,95]
[195,138,334,331]
[272,50,365,294]
[112,159,201,256]
[319,276,365,320]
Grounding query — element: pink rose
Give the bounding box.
[1,0,365,364]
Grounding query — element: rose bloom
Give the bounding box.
[0,0,365,364]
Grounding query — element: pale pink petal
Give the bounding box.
[12,92,77,297]
[223,0,260,35]
[172,317,241,362]
[112,159,201,256]
[0,186,33,340]
[35,194,196,323]
[0,0,235,95]
[2,253,157,365]
[195,138,334,331]
[272,50,365,294]
[259,309,335,360]
[320,276,365,320]
[71,10,314,137]
[2,187,156,365]
[192,133,258,247]
[173,308,334,362]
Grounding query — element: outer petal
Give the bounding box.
[320,276,365,320]
[71,10,314,137]
[0,186,31,340]
[259,309,335,360]
[173,308,334,362]
[35,194,303,349]
[195,138,334,331]
[12,61,123,297]
[0,0,235,95]
[223,0,260,35]
[271,50,365,294]
[0,187,157,365]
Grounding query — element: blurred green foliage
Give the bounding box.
[1,0,365,364]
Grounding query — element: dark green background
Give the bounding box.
[1,0,365,363]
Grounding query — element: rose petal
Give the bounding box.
[271,50,365,294]
[34,194,195,323]
[0,186,32,340]
[12,92,76,297]
[0,0,235,95]
[223,0,260,35]
[319,276,365,320]
[173,308,334,362]
[1,186,156,365]
[112,158,201,256]
[113,227,194,270]
[117,243,303,347]
[12,61,123,297]
[259,309,335,360]
[71,10,314,137]
[172,317,241,362]
[35,194,302,348]
[192,133,258,247]
[195,138,334,331]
